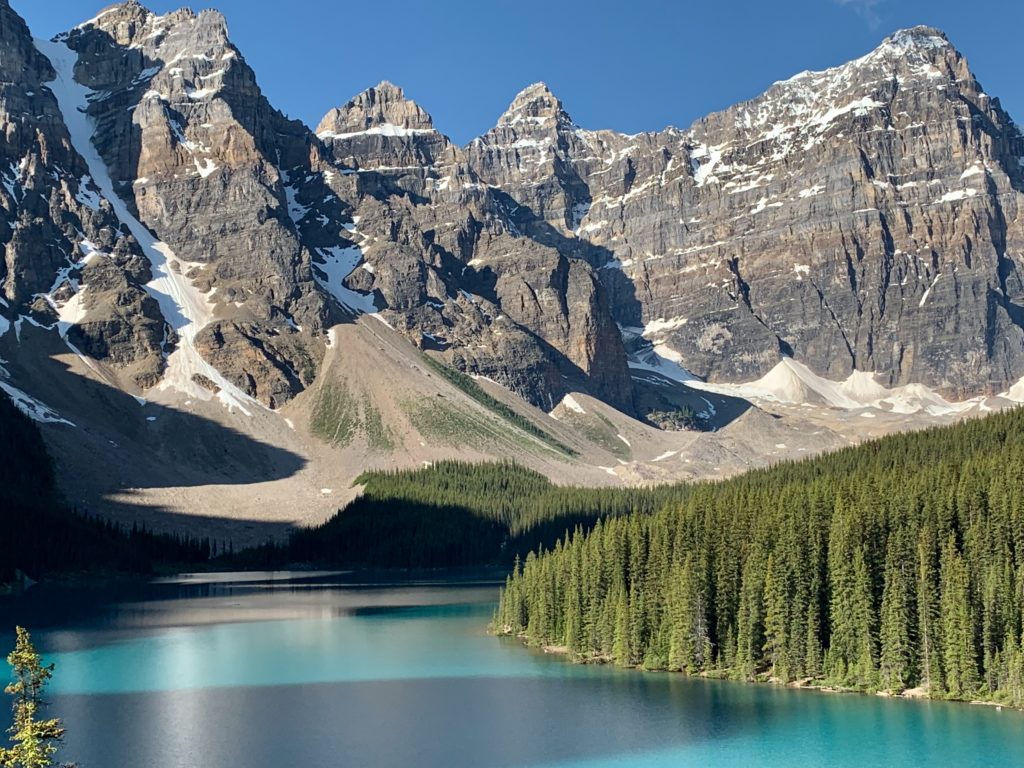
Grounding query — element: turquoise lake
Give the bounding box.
[0,572,1021,767]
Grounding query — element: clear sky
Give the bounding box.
[13,0,1024,145]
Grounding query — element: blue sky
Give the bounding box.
[14,0,1024,144]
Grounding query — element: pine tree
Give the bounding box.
[0,627,66,768]
[492,408,1024,706]
[826,501,876,687]
[762,554,791,681]
[735,548,766,680]
[940,536,979,698]
[612,584,631,666]
[916,527,943,696]
[879,528,916,693]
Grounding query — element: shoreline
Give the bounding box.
[515,637,1022,714]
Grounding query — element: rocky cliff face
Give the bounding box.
[51,1,338,407]
[0,0,166,388]
[1,0,636,414]
[475,29,1024,398]
[315,81,636,412]
[686,27,1024,397]
[3,3,1022,425]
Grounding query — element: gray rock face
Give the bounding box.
[0,0,166,387]
[27,5,631,412]
[645,27,1024,397]
[463,29,1024,398]
[4,2,1023,421]
[49,1,335,404]
[316,82,636,412]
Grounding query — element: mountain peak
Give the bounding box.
[515,81,557,101]
[316,81,435,138]
[497,81,573,128]
[883,25,951,51]
[71,1,151,32]
[763,22,964,103]
[857,25,960,73]
[68,2,227,45]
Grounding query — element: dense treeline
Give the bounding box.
[496,408,1024,706]
[0,396,217,584]
[286,461,686,568]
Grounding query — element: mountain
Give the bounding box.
[1,1,1023,539]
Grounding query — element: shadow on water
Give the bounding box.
[0,574,502,651]
[46,674,762,768]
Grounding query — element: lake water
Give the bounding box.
[0,572,1021,767]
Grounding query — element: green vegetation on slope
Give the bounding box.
[421,356,576,457]
[309,382,360,448]
[401,397,506,449]
[560,410,631,460]
[310,382,395,452]
[495,408,1024,707]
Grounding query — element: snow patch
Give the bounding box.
[74,176,103,209]
[938,188,978,203]
[312,246,379,314]
[643,316,688,336]
[0,381,74,426]
[690,143,724,186]
[919,273,941,308]
[560,394,586,414]
[628,339,698,384]
[318,124,435,141]
[194,157,218,178]
[960,163,985,180]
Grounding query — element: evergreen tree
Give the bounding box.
[0,628,66,768]
[940,536,979,698]
[763,554,791,681]
[492,408,1024,707]
[879,528,916,692]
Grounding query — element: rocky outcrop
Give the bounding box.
[20,4,632,412]
[51,1,334,405]
[0,0,166,387]
[645,27,1024,397]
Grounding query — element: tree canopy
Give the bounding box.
[495,407,1024,707]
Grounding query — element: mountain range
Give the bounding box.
[2,0,1023,541]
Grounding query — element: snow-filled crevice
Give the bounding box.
[35,37,257,414]
[313,246,379,315]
